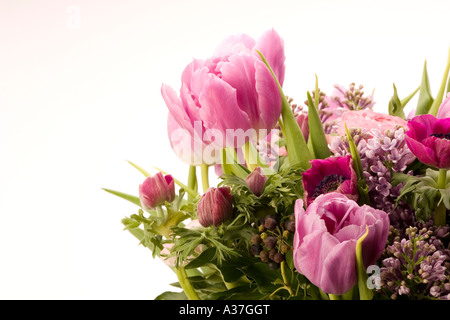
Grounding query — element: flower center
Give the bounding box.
[312,174,346,198]
[430,133,450,140]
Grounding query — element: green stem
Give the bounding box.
[156,206,164,218]
[187,165,197,201]
[175,267,200,300]
[280,261,293,296]
[328,294,340,300]
[200,164,209,193]
[435,169,448,226]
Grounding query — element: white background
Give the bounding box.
[1,0,449,299]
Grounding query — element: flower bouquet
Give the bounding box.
[104,29,450,300]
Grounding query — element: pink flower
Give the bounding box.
[302,155,358,206]
[139,172,175,210]
[245,167,268,196]
[336,109,407,136]
[405,114,450,169]
[295,113,309,142]
[197,187,233,227]
[293,193,389,295]
[162,29,285,154]
[437,93,450,119]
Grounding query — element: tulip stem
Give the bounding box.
[175,267,200,300]
[187,165,197,201]
[435,169,448,226]
[200,164,210,193]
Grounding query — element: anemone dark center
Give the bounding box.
[430,133,450,140]
[312,174,346,198]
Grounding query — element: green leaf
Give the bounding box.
[439,188,450,209]
[185,247,217,269]
[155,291,187,300]
[221,148,250,179]
[256,49,312,169]
[307,91,331,159]
[127,160,150,177]
[355,226,373,300]
[400,86,420,107]
[415,60,434,115]
[388,84,406,119]
[102,188,141,207]
[344,125,370,205]
[429,47,450,116]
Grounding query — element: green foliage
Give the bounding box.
[392,169,450,221]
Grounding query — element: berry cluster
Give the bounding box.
[249,214,295,270]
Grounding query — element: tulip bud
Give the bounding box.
[197,187,233,227]
[295,113,309,142]
[139,172,175,210]
[245,167,268,196]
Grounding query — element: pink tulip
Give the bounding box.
[293,193,389,295]
[139,172,175,210]
[197,187,233,227]
[162,29,285,156]
[405,114,450,169]
[437,93,450,119]
[302,155,358,206]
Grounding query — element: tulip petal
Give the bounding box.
[320,240,358,294]
[254,59,282,131]
[253,29,285,86]
[220,54,259,124]
[198,77,252,148]
[295,230,340,289]
[161,84,192,132]
[214,33,256,57]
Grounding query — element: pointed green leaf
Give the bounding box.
[429,47,450,116]
[102,188,141,207]
[127,160,150,177]
[307,91,331,159]
[356,226,373,300]
[256,49,312,169]
[400,86,420,108]
[416,60,434,115]
[388,84,406,119]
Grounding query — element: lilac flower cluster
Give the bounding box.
[319,84,375,134]
[329,126,416,229]
[380,225,450,300]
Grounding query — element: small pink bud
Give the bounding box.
[139,172,175,209]
[245,167,268,196]
[197,187,233,227]
[295,113,309,142]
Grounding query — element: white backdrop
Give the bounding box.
[1,0,449,299]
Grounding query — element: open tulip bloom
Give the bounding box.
[105,30,450,301]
